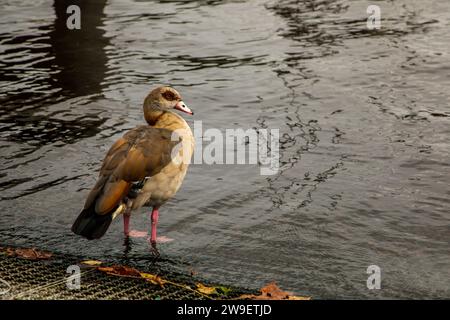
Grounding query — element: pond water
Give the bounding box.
[0,0,449,299]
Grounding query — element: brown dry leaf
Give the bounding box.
[97,265,166,286]
[196,283,217,295]
[260,282,290,300]
[238,282,311,300]
[1,247,52,260]
[140,272,166,286]
[97,265,141,277]
[97,266,115,273]
[4,248,15,256]
[288,296,311,300]
[81,260,103,266]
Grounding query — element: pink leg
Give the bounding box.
[123,212,130,236]
[150,207,159,244]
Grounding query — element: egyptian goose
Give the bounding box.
[71,86,194,245]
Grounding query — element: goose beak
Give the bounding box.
[174,101,194,115]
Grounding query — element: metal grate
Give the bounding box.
[0,248,254,300]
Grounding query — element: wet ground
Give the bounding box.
[0,0,449,299]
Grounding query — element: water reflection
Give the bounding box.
[0,0,109,145]
[50,0,109,97]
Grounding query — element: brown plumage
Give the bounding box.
[72,86,194,241]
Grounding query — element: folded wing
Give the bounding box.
[72,126,180,239]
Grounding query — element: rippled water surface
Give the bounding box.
[1,0,449,299]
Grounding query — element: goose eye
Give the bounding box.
[162,91,177,101]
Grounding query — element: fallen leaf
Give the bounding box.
[98,265,141,277]
[140,272,166,286]
[0,247,52,260]
[81,260,103,266]
[97,266,115,273]
[288,296,311,300]
[260,282,290,299]
[216,286,232,296]
[196,283,217,295]
[96,264,168,286]
[238,282,310,300]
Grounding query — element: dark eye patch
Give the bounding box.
[162,90,177,101]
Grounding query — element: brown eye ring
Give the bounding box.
[162,90,177,101]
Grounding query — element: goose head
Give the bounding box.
[143,86,193,122]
